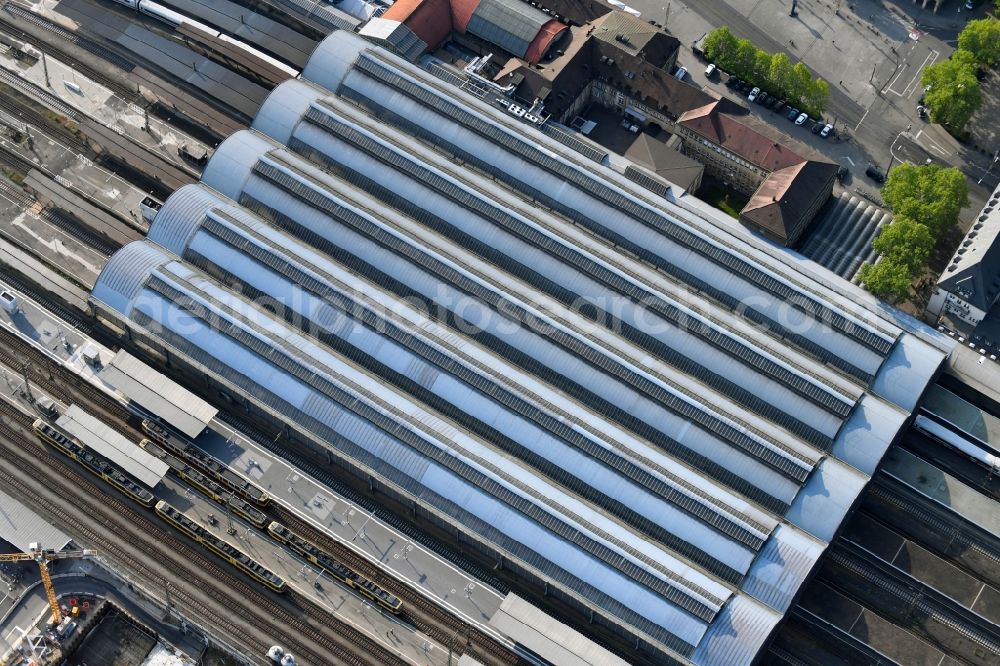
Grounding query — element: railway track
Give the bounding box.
[2,4,135,74]
[0,267,92,333]
[0,167,120,257]
[0,397,407,666]
[272,506,520,666]
[0,327,521,664]
[222,417,530,666]
[0,305,535,664]
[0,77,90,153]
[0,64,80,120]
[822,541,1000,659]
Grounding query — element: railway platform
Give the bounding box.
[197,422,507,628]
[922,384,1000,453]
[155,479,453,666]
[0,118,150,225]
[880,446,1000,541]
[0,277,112,381]
[0,40,208,177]
[0,200,105,290]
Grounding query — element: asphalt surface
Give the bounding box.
[678,0,867,125]
[634,0,997,203]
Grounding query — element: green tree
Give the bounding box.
[921,51,982,131]
[769,52,795,98]
[957,18,1000,67]
[807,78,830,114]
[858,258,914,302]
[733,38,757,77]
[882,163,969,237]
[754,50,773,86]
[870,216,934,271]
[789,62,814,108]
[703,27,738,63]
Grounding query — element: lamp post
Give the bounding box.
[225,492,236,535]
[978,151,999,186]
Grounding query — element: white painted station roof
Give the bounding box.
[489,594,632,666]
[100,349,217,438]
[0,486,70,554]
[89,29,956,666]
[57,404,168,488]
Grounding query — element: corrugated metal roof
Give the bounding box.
[466,0,551,58]
[691,594,782,666]
[0,487,70,554]
[488,594,633,666]
[100,350,217,438]
[86,30,955,666]
[56,405,168,488]
[149,182,772,580]
[358,18,429,61]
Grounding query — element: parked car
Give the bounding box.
[820,123,834,138]
[725,76,737,88]
[865,165,886,183]
[811,122,823,134]
[758,92,771,105]
[786,107,800,120]
[795,112,809,125]
[771,98,786,110]
[748,86,761,102]
[675,67,688,80]
[836,166,849,182]
[917,105,928,119]
[705,63,717,77]
[965,0,974,9]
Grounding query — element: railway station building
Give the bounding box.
[90,31,954,665]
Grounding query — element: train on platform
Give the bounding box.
[33,420,156,507]
[38,417,397,601]
[107,0,300,78]
[141,419,269,506]
[140,439,268,528]
[268,521,403,614]
[157,500,287,593]
[914,414,1000,473]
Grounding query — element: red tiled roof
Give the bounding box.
[678,101,805,172]
[450,0,480,32]
[741,160,838,244]
[523,19,568,64]
[383,0,455,48]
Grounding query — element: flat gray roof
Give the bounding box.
[489,594,632,666]
[101,350,217,438]
[57,405,168,488]
[0,487,70,554]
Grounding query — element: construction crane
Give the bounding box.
[0,543,95,624]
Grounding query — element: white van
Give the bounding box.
[705,63,717,77]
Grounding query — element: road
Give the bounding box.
[631,0,998,199]
[676,0,866,125]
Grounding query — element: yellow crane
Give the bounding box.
[0,543,95,624]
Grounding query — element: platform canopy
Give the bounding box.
[100,350,217,438]
[0,487,70,554]
[489,594,632,666]
[57,404,168,488]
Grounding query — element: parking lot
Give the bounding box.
[625,0,997,198]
